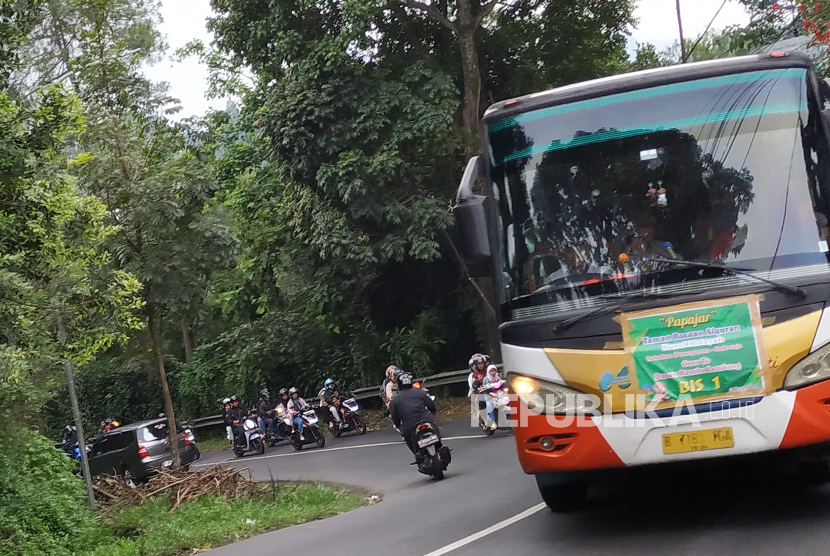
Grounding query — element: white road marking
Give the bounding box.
[193,433,489,467]
[421,503,547,556]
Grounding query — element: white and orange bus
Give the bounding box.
[454,52,830,511]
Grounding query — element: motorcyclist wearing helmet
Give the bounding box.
[319,378,343,429]
[277,388,290,410]
[257,388,279,437]
[389,371,437,462]
[61,425,77,455]
[97,417,116,438]
[275,388,291,438]
[287,387,310,441]
[221,398,233,444]
[225,395,248,446]
[468,353,492,426]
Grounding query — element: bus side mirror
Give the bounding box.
[453,156,492,277]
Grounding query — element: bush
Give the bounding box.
[0,428,108,556]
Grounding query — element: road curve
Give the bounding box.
[198,418,830,556]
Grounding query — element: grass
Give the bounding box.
[360,395,473,431]
[80,483,365,556]
[196,433,232,453]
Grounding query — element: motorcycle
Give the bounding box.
[233,416,266,457]
[478,379,510,436]
[413,421,451,480]
[263,405,289,447]
[286,407,326,451]
[329,397,367,437]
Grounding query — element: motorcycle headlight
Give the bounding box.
[243,419,257,431]
[507,373,593,415]
[784,343,830,389]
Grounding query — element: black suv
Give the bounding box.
[87,418,200,481]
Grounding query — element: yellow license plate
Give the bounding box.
[662,427,734,455]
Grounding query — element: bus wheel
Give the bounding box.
[536,474,587,513]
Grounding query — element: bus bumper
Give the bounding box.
[513,378,830,474]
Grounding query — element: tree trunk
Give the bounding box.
[456,0,481,140]
[148,307,181,467]
[181,320,194,364]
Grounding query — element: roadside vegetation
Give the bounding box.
[83,481,363,556]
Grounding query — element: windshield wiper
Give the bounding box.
[644,257,807,299]
[552,292,673,334]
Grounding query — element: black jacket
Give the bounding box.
[258,398,278,416]
[389,387,436,433]
[61,431,77,451]
[224,405,248,426]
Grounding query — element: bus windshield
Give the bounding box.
[488,68,830,316]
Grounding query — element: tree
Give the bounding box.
[209,0,635,142]
[0,4,142,551]
[64,0,236,465]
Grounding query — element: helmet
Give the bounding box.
[105,418,113,425]
[222,397,231,405]
[389,367,401,380]
[260,388,270,398]
[470,353,486,370]
[279,388,288,396]
[324,378,335,389]
[385,365,398,378]
[230,395,238,402]
[65,425,73,432]
[158,413,166,418]
[398,372,413,388]
[483,354,491,365]
[288,387,298,396]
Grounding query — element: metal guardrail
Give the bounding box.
[190,367,478,430]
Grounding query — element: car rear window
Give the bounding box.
[140,422,185,442]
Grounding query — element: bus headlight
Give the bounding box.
[784,343,830,389]
[507,373,593,415]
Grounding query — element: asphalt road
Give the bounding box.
[196,417,830,556]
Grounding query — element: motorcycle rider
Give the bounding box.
[468,353,491,427]
[257,388,279,438]
[320,378,343,429]
[287,387,309,442]
[221,398,233,445]
[61,425,77,455]
[276,388,291,438]
[225,395,248,447]
[390,371,437,463]
[385,368,400,409]
[380,365,398,406]
[481,365,503,430]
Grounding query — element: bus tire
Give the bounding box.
[536,474,587,513]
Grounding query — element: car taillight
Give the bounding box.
[138,445,148,458]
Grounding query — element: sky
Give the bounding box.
[144,0,753,120]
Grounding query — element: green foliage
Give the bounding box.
[0,428,108,556]
[382,309,447,375]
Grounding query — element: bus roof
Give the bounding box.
[482,53,813,125]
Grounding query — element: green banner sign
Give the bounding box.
[621,297,767,407]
